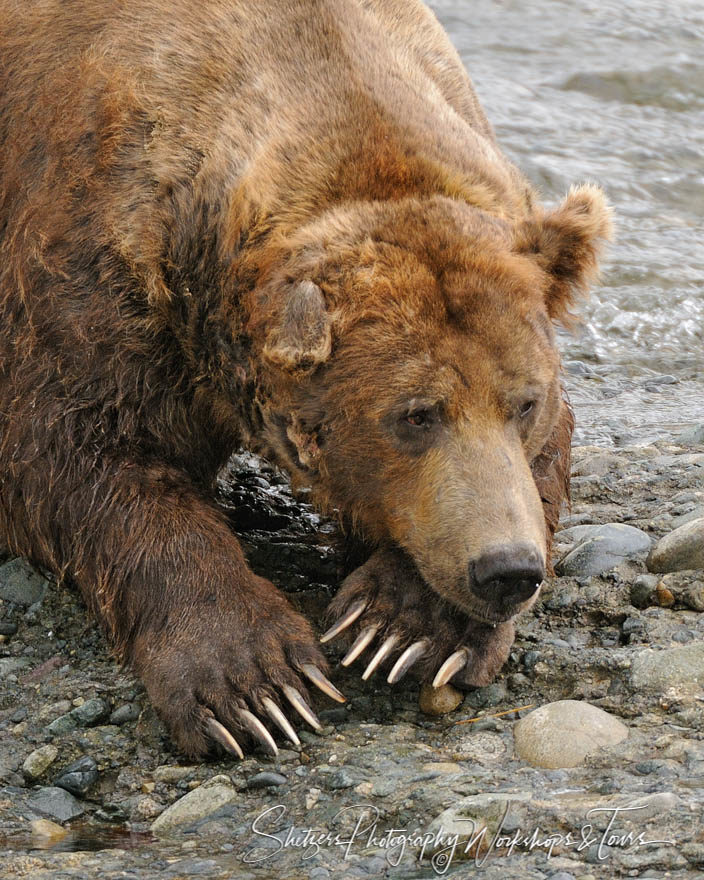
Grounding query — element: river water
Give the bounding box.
[430,0,704,445]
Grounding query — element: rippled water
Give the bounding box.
[430,0,704,442]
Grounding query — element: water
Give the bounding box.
[429,0,704,444]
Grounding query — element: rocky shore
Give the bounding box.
[1,425,703,880]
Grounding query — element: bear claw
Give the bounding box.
[206,717,244,759]
[387,639,429,684]
[341,625,379,666]
[432,648,469,688]
[262,697,301,747]
[362,634,400,680]
[320,600,367,643]
[238,708,279,756]
[283,684,322,731]
[301,663,346,702]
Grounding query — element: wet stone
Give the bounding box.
[513,700,628,769]
[630,643,704,695]
[29,786,85,823]
[323,769,356,790]
[70,698,109,726]
[246,771,287,789]
[675,423,704,446]
[54,755,99,796]
[418,682,463,715]
[630,573,659,608]
[46,712,78,736]
[647,517,704,573]
[151,777,238,835]
[22,745,59,781]
[0,558,50,606]
[0,620,18,636]
[109,703,141,725]
[556,524,651,577]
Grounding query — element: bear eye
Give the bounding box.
[404,410,431,428]
[518,400,536,418]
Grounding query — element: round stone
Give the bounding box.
[419,683,463,715]
[513,700,628,769]
[647,518,704,573]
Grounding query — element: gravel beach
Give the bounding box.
[1,424,703,879]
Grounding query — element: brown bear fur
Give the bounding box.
[0,0,611,757]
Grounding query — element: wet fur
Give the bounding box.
[0,0,610,755]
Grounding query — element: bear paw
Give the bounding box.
[132,577,344,759]
[322,547,515,689]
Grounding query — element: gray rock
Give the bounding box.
[424,792,532,861]
[109,703,141,725]
[46,713,78,736]
[246,771,287,789]
[630,643,704,696]
[0,558,50,606]
[556,524,652,576]
[54,755,99,796]
[151,777,238,835]
[70,698,109,726]
[22,745,59,780]
[647,518,704,573]
[0,657,32,678]
[324,769,356,790]
[513,700,628,769]
[630,573,659,608]
[657,571,704,611]
[675,423,704,446]
[29,786,85,823]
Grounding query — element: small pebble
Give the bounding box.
[418,682,463,715]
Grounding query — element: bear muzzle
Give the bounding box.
[469,542,545,608]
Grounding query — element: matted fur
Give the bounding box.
[0,0,610,756]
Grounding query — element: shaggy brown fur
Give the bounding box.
[0,0,611,756]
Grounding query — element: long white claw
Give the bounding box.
[432,648,469,688]
[262,697,300,747]
[302,663,346,703]
[387,639,429,684]
[237,708,279,756]
[320,600,367,643]
[283,684,322,731]
[206,717,244,759]
[362,634,400,681]
[341,625,378,667]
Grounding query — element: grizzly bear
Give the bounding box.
[0,0,611,758]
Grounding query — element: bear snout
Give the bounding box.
[469,543,545,607]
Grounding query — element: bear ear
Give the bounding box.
[516,184,613,326]
[262,280,332,372]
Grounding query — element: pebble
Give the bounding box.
[647,518,704,573]
[46,713,78,736]
[30,818,68,844]
[70,698,109,726]
[246,771,287,789]
[418,682,463,715]
[109,703,140,725]
[54,755,99,796]
[0,558,50,606]
[22,744,59,781]
[151,777,238,835]
[28,786,85,823]
[630,573,659,608]
[153,765,197,783]
[556,524,651,576]
[656,571,704,611]
[630,643,704,695]
[324,769,356,790]
[425,792,532,860]
[513,700,628,769]
[675,423,704,446]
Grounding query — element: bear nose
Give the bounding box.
[470,544,545,604]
